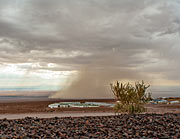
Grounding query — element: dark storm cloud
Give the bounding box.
[0,0,180,81]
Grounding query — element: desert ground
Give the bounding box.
[0,98,114,114]
[0,98,180,117]
[1,113,180,138]
[0,98,115,119]
[1,98,180,138]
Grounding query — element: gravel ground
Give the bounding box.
[0,113,180,138]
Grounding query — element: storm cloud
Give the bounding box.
[0,0,180,98]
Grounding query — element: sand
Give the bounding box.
[0,112,115,119]
[0,98,115,119]
[0,98,114,114]
[0,98,180,119]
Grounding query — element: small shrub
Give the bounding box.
[110,81,151,114]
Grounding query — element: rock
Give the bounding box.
[1,113,180,138]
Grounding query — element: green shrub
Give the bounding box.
[110,81,151,114]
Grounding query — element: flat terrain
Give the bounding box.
[1,99,180,138]
[1,98,180,115]
[0,98,115,114]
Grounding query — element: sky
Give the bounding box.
[0,0,180,97]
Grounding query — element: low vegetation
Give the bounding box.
[110,81,151,114]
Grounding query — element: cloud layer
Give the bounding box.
[0,0,180,97]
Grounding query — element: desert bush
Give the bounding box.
[110,81,151,114]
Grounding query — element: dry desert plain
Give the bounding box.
[0,98,180,138]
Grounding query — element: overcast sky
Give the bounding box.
[0,0,180,91]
